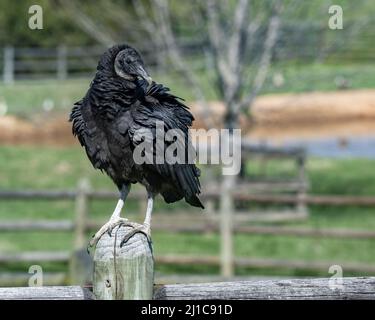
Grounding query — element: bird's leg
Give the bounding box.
[120,191,154,247]
[88,184,131,248]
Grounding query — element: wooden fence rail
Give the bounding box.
[0,277,374,300]
[10,218,375,239]
[1,43,205,83]
[2,178,375,285]
[153,277,375,300]
[3,189,375,206]
[2,251,375,275]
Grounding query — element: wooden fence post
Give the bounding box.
[57,45,67,80]
[3,46,14,84]
[93,224,154,300]
[74,178,90,249]
[296,154,308,218]
[203,166,216,234]
[69,178,92,285]
[219,174,235,278]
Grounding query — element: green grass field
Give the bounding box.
[1,60,375,279]
[2,62,375,117]
[1,145,375,278]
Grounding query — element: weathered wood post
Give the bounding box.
[3,46,14,84]
[296,152,309,219]
[202,166,216,234]
[69,178,92,285]
[219,132,238,279]
[74,178,90,249]
[57,45,68,80]
[93,224,154,300]
[220,173,236,278]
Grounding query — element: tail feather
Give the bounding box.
[186,195,204,209]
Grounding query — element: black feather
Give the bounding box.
[69,44,204,208]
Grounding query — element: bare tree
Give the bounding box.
[57,0,116,47]
[132,0,215,128]
[58,0,283,130]
[131,0,283,130]
[206,0,282,129]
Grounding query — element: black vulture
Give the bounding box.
[69,44,203,247]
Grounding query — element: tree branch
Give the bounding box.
[57,0,116,47]
[237,0,283,114]
[225,0,250,105]
[150,0,215,128]
[228,0,249,72]
[131,0,166,67]
[206,0,232,92]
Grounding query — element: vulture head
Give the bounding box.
[113,46,153,92]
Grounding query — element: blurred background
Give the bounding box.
[1,0,375,286]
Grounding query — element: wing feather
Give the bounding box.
[129,83,203,208]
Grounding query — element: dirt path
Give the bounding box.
[1,89,375,146]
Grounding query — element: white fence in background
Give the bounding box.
[1,43,205,84]
[1,46,109,83]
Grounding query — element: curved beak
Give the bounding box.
[136,65,153,86]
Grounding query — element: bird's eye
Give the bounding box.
[125,58,131,64]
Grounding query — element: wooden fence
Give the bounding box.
[0,43,204,83]
[1,277,375,300]
[2,180,375,286]
[2,46,101,83]
[2,18,375,84]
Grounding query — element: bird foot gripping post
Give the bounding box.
[92,224,154,300]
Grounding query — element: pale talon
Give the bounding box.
[88,217,129,248]
[87,187,155,251]
[107,218,129,237]
[120,224,152,247]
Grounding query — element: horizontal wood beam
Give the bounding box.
[0,272,293,287]
[0,251,70,263]
[0,220,73,231]
[233,225,375,239]
[1,277,374,299]
[0,286,94,300]
[2,252,374,273]
[2,189,375,207]
[240,141,306,158]
[154,277,375,300]
[228,193,375,206]
[88,218,375,239]
[155,255,375,273]
[0,190,77,200]
[0,272,67,286]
